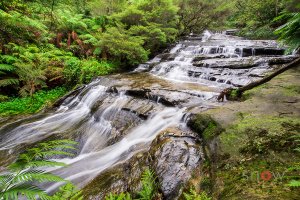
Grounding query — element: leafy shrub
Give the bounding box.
[80,59,117,83]
[64,57,117,84]
[50,182,83,200]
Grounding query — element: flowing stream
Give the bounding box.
[0,31,296,195]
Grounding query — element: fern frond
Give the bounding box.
[105,192,132,200]
[9,160,67,171]
[287,180,300,187]
[1,184,47,200]
[13,170,66,183]
[0,64,15,72]
[137,169,157,200]
[50,182,84,200]
[0,78,19,87]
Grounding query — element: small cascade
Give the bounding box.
[150,31,294,88]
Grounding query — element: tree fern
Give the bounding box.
[0,139,78,200]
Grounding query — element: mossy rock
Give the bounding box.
[187,114,223,141]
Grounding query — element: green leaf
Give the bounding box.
[0,64,15,72]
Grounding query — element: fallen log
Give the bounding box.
[217,57,300,100]
[235,57,300,97]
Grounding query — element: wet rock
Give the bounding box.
[125,89,176,107]
[254,48,285,56]
[125,89,151,99]
[268,56,297,65]
[192,54,231,62]
[209,77,217,81]
[106,86,118,93]
[52,85,85,108]
[121,108,149,120]
[225,29,239,35]
[149,131,203,199]
[158,53,177,61]
[82,152,149,200]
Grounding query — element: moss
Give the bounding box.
[188,114,223,141]
[214,113,300,199]
[281,84,300,97]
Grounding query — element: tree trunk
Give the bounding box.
[236,57,300,96]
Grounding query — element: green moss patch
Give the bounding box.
[188,114,223,141]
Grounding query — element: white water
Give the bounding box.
[150,32,289,88]
[45,107,185,192]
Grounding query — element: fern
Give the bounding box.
[0,139,78,200]
[137,169,158,200]
[183,189,211,200]
[0,78,19,87]
[48,182,83,200]
[287,180,300,187]
[275,10,300,50]
[0,64,15,72]
[105,192,132,200]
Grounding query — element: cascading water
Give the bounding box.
[0,31,296,197]
[149,31,294,88]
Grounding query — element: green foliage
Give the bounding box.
[0,9,47,47]
[275,10,300,50]
[137,169,158,200]
[0,139,77,200]
[49,182,83,200]
[183,189,211,200]
[105,192,132,200]
[105,169,158,200]
[227,0,290,39]
[0,87,67,116]
[64,57,117,84]
[100,27,149,66]
[287,180,300,187]
[177,0,231,34]
[80,59,117,83]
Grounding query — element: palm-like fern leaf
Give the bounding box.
[0,64,15,72]
[0,78,19,87]
[1,184,48,200]
[0,139,78,199]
